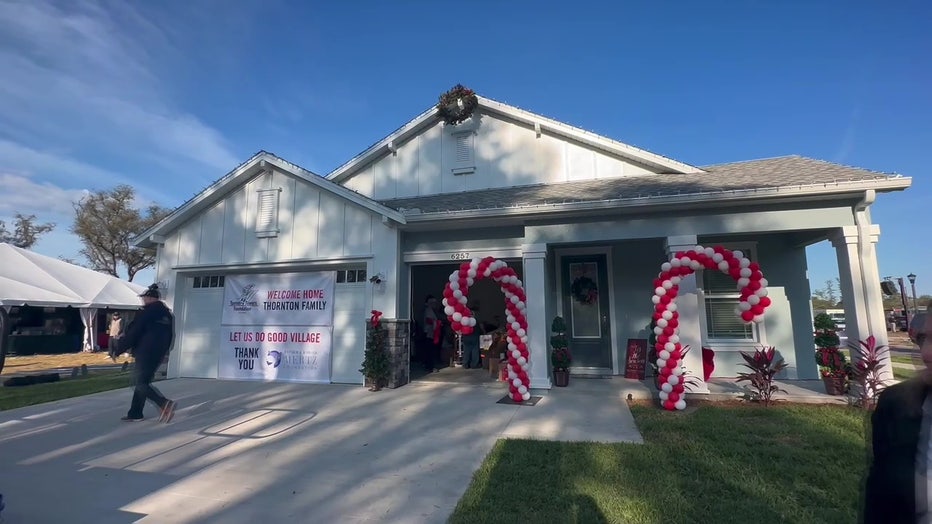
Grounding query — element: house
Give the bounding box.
[134,94,911,390]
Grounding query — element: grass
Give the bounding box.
[0,371,133,411]
[450,401,870,524]
[894,367,918,380]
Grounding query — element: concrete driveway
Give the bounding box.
[0,378,642,523]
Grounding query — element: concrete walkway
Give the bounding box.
[0,378,642,523]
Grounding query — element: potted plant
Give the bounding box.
[551,316,571,387]
[360,310,390,391]
[814,313,848,395]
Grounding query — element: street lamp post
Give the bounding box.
[908,273,918,316]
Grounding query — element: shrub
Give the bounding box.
[550,317,571,371]
[736,346,788,406]
[848,335,890,409]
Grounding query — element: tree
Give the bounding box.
[812,278,844,310]
[0,213,55,249]
[71,185,171,282]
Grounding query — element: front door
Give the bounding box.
[561,254,612,372]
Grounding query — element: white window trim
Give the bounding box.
[697,242,768,349]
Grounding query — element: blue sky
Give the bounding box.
[0,0,928,295]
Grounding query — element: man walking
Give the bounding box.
[120,284,176,423]
[107,311,124,362]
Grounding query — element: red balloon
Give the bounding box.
[673,384,685,394]
[512,392,523,402]
[675,251,685,258]
[760,297,772,308]
[669,392,680,403]
[741,311,754,322]
[660,295,671,304]
[663,400,676,410]
[653,278,662,288]
[657,335,668,344]
[668,318,679,329]
[749,262,760,272]
[665,359,678,370]
[749,280,762,291]
[663,327,674,336]
[653,312,662,321]
[751,305,764,315]
[729,268,741,279]
[452,321,462,331]
[751,270,763,281]
[655,343,666,351]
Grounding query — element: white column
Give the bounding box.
[832,224,893,382]
[664,235,710,394]
[522,244,552,390]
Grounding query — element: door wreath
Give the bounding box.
[570,276,598,305]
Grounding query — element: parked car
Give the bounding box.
[910,312,927,345]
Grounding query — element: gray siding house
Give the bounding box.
[136,95,910,390]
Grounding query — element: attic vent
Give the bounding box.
[256,188,281,238]
[452,132,475,175]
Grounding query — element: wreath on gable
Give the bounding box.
[571,276,599,305]
[437,84,479,126]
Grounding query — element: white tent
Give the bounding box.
[0,243,148,351]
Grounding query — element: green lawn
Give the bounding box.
[450,402,870,524]
[0,372,133,411]
[895,367,918,380]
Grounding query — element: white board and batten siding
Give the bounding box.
[339,110,661,201]
[158,168,399,385]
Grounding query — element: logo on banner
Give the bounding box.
[231,284,259,312]
[266,350,282,368]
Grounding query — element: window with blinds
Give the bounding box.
[255,188,281,238]
[451,132,475,175]
[702,246,757,340]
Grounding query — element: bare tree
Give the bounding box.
[71,185,172,281]
[0,213,55,249]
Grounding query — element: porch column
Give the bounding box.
[522,244,552,390]
[664,235,710,394]
[831,224,893,382]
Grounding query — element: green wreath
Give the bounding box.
[437,84,479,126]
[571,276,599,305]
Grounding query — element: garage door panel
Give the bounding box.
[330,284,367,384]
[177,349,218,379]
[179,287,223,379]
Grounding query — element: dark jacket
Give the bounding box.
[122,301,174,368]
[864,377,930,523]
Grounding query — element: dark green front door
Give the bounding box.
[561,254,612,371]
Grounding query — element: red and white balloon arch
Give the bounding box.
[652,245,772,411]
[443,257,532,402]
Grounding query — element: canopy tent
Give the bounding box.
[0,243,147,351]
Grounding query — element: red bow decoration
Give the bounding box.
[370,310,382,328]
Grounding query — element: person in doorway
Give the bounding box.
[120,284,177,423]
[421,295,442,373]
[461,303,484,369]
[863,313,931,522]
[107,312,125,362]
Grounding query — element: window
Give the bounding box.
[192,275,225,289]
[701,245,757,340]
[336,269,366,284]
[451,132,475,175]
[256,188,282,238]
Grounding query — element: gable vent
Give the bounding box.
[452,132,475,175]
[256,188,281,238]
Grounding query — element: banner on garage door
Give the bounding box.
[222,272,336,326]
[218,325,332,383]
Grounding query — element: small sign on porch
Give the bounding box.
[624,338,648,380]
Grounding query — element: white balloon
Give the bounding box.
[675,399,687,410]
[659,391,669,401]
[655,287,666,296]
[712,253,724,263]
[459,296,468,305]
[718,261,730,272]
[512,378,522,387]
[470,259,479,269]
[673,367,683,376]
[667,303,677,312]
[680,256,692,266]
[657,319,668,328]
[737,277,750,288]
[508,343,517,351]
[759,278,768,288]
[517,328,526,337]
[756,288,768,297]
[652,295,661,304]
[657,358,667,368]
[738,301,751,311]
[522,392,531,401]
[739,258,751,268]
[704,247,715,257]
[508,371,517,379]
[453,290,463,299]
[483,268,492,277]
[659,350,671,360]
[517,356,527,366]
[664,342,675,352]
[671,276,681,285]
[661,382,673,393]
[739,268,752,278]
[524,361,533,370]
[747,294,761,305]
[449,273,458,283]
[442,298,450,307]
[662,280,673,290]
[670,258,682,268]
[451,281,460,291]
[661,310,673,320]
[733,250,744,259]
[654,326,664,335]
[511,349,521,359]
[690,260,701,270]
[661,262,672,272]
[520,336,528,343]
[753,315,765,323]
[511,322,520,330]
[452,312,463,322]
[509,296,518,304]
[669,335,679,343]
[667,375,680,386]
[466,277,474,286]
[517,302,526,311]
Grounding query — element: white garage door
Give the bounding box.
[177,275,224,378]
[330,274,368,384]
[174,271,368,384]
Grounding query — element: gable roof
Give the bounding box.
[376,155,911,219]
[326,95,703,184]
[133,151,406,249]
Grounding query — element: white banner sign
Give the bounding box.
[222,272,335,326]
[218,325,332,383]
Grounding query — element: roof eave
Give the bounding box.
[394,177,912,223]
